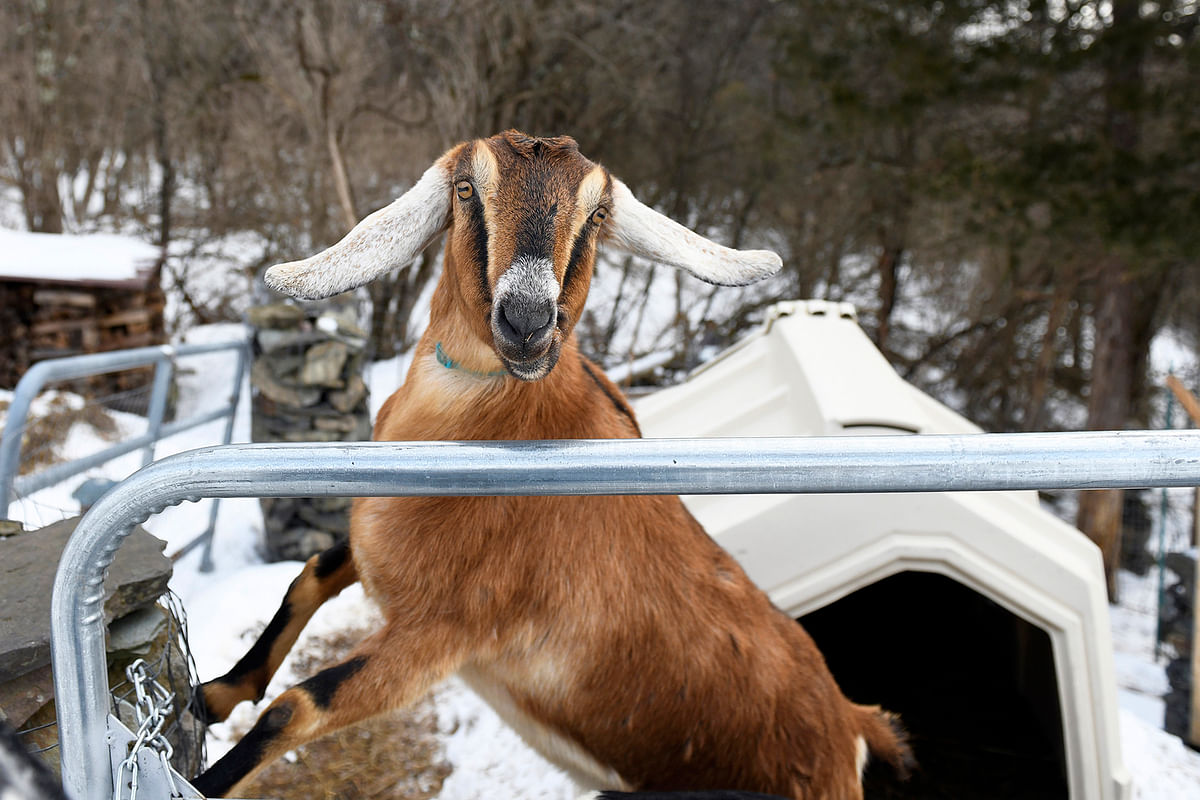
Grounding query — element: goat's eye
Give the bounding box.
[456,181,474,200]
[591,207,608,225]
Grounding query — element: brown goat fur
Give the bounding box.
[194,131,911,799]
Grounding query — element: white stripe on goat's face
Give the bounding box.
[492,254,560,380]
[447,132,611,381]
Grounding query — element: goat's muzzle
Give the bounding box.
[491,295,560,381]
[491,256,562,381]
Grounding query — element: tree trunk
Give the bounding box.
[22,167,64,233]
[393,249,438,351]
[1077,261,1136,600]
[874,243,903,358]
[367,249,439,359]
[1076,0,1145,602]
[367,274,400,361]
[326,121,357,233]
[1024,288,1070,431]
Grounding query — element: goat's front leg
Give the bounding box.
[192,624,468,798]
[196,541,358,723]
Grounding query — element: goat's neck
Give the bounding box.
[424,261,506,377]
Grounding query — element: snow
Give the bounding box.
[0,228,159,283]
[1,393,144,528]
[5,321,1200,798]
[365,354,414,423]
[1107,569,1200,797]
[1120,709,1200,799]
[181,557,577,797]
[1112,571,1171,721]
[433,679,576,800]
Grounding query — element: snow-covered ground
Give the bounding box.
[4,324,1200,798]
[1110,569,1200,798]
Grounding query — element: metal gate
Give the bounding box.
[0,339,248,568]
[48,430,1200,800]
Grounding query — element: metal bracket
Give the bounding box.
[107,715,202,799]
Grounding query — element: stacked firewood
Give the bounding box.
[0,281,165,403]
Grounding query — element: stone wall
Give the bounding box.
[248,301,371,562]
[0,518,202,778]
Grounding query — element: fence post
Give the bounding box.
[142,349,175,467]
[198,342,247,572]
[1165,374,1200,750]
[0,362,45,517]
[1156,389,1175,661]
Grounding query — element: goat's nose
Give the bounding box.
[497,296,554,349]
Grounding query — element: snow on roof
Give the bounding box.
[0,227,160,288]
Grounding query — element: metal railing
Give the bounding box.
[0,340,248,568]
[48,430,1200,800]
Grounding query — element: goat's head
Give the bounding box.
[266,130,781,381]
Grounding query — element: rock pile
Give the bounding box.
[0,518,202,778]
[248,301,371,561]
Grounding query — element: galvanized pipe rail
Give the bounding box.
[0,339,247,569]
[52,430,1200,800]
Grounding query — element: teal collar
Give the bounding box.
[435,342,508,378]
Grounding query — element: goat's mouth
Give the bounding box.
[490,294,563,381]
[495,336,562,381]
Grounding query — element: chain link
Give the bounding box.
[115,658,181,800]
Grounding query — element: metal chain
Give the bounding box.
[115,658,181,800]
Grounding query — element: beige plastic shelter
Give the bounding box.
[635,300,1129,800]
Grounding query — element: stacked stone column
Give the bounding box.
[248,302,371,561]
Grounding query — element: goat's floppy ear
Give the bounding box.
[605,179,782,286]
[265,160,452,300]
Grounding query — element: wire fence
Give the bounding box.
[1033,372,1200,650]
[1151,373,1200,741]
[3,369,163,766]
[16,591,207,780]
[107,591,207,780]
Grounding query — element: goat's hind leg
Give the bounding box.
[196,541,358,723]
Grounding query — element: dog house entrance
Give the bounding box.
[797,571,1068,799]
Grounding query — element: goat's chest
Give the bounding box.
[349,493,615,631]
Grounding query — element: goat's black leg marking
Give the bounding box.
[314,539,351,579]
[298,655,368,709]
[191,654,367,798]
[192,704,293,798]
[199,542,358,722]
[197,597,294,719]
[193,623,468,798]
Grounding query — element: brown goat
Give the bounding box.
[192,131,912,799]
